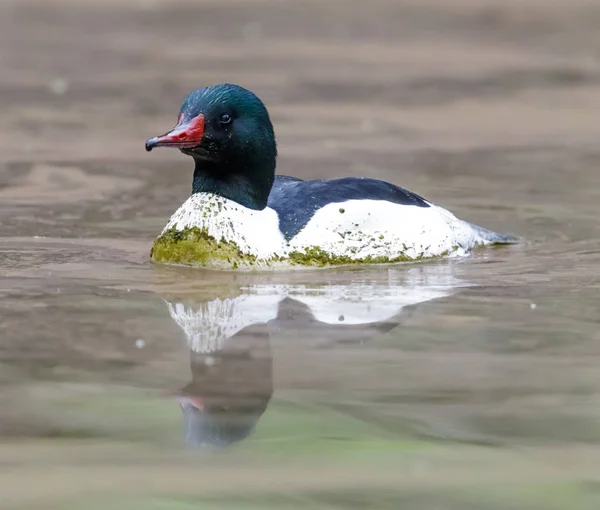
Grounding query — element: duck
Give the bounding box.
[145,83,516,270]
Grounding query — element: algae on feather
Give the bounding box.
[151,228,460,269]
[151,227,258,267]
[288,246,422,267]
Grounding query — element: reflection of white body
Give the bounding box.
[167,264,466,353]
[166,295,283,353]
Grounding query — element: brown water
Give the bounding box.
[1,0,600,508]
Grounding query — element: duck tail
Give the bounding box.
[469,223,518,244]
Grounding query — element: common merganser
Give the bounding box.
[146,84,516,270]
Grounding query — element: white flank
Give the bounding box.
[161,193,494,268]
[288,199,485,261]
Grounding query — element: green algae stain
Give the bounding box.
[288,246,421,267]
[151,228,460,270]
[151,227,258,267]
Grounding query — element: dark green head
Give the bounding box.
[146,84,277,209]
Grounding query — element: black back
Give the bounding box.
[268,176,430,240]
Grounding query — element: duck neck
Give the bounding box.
[191,156,274,210]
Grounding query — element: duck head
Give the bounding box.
[146,83,277,210]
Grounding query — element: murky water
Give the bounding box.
[2,0,600,508]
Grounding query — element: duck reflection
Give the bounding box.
[165,263,464,447]
[167,294,281,448]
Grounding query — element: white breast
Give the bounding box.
[162,193,286,260]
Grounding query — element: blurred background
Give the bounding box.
[1,0,600,508]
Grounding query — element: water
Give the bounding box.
[2,0,600,508]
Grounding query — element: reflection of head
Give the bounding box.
[177,321,273,448]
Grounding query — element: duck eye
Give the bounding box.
[219,113,232,125]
